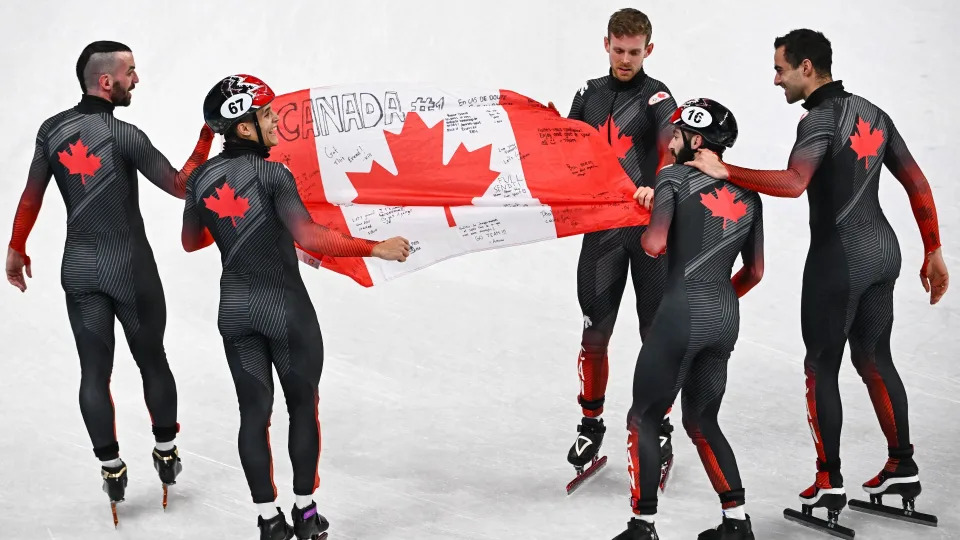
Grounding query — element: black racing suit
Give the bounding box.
[182,139,379,503]
[8,94,213,460]
[567,68,677,417]
[721,81,942,492]
[627,163,764,515]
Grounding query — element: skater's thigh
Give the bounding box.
[274,318,324,410]
[626,226,666,335]
[223,334,275,403]
[631,299,690,416]
[681,348,730,422]
[280,294,325,388]
[577,229,630,337]
[115,270,169,367]
[65,291,117,366]
[800,249,851,357]
[848,280,895,357]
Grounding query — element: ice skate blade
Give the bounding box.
[783,508,854,539]
[848,498,937,527]
[565,455,607,495]
[110,502,119,528]
[659,455,674,494]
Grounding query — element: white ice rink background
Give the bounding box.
[0,1,957,538]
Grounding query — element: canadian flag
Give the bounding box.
[268,83,649,287]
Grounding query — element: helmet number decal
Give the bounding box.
[221,93,254,119]
[683,106,712,128]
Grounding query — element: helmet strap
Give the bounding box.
[252,113,265,146]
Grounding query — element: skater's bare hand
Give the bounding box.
[6,247,31,292]
[921,247,949,305]
[373,237,411,262]
[689,149,729,180]
[633,186,654,210]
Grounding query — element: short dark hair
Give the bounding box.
[76,41,131,92]
[774,29,832,77]
[608,8,652,44]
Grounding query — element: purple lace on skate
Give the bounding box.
[303,506,317,519]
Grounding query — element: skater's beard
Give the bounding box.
[110,81,134,107]
[673,133,696,165]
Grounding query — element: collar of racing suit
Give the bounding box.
[76,94,116,115]
[223,137,271,159]
[803,80,850,110]
[607,67,648,92]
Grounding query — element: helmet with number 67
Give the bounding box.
[202,74,276,135]
[669,98,738,150]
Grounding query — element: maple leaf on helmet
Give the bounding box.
[346,112,500,227]
[220,75,273,103]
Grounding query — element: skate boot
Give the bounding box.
[291,501,330,539]
[568,416,606,468]
[849,450,938,526]
[565,416,607,494]
[612,517,659,540]
[659,417,674,492]
[101,461,128,528]
[259,508,295,540]
[783,469,854,539]
[698,514,755,539]
[152,446,183,509]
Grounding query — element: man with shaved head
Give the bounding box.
[5,40,214,520]
[76,41,139,106]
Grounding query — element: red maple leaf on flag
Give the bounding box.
[700,186,747,229]
[203,180,249,227]
[347,112,500,227]
[849,117,884,169]
[57,138,101,185]
[598,115,633,159]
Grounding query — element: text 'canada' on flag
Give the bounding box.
[267,83,650,287]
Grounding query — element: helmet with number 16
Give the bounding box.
[669,98,738,151]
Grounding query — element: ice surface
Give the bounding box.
[1,1,958,539]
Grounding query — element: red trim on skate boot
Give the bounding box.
[786,471,854,540]
[851,453,935,527]
[862,467,919,495]
[799,471,845,505]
